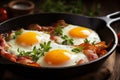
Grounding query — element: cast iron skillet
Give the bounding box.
[0,12,120,79]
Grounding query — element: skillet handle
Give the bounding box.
[98,11,120,25]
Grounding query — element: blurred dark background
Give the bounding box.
[0,0,120,19]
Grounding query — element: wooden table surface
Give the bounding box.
[109,48,120,80]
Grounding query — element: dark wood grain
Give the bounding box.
[108,49,120,80]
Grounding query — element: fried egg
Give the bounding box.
[37,41,88,67]
[56,24,101,45]
[7,29,50,55]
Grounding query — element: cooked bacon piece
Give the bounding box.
[0,48,17,62]
[1,52,17,62]
[79,41,107,61]
[95,41,108,56]
[28,20,68,35]
[28,24,54,32]
[95,41,107,51]
[77,59,88,65]
[80,43,97,52]
[50,35,62,43]
[50,35,58,42]
[0,35,9,50]
[0,34,40,67]
[17,56,40,67]
[41,26,55,34]
[52,20,68,27]
[0,35,17,62]
[83,49,98,61]
[28,24,42,31]
[1,32,12,41]
[97,50,107,56]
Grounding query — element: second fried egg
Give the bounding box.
[37,41,88,67]
[7,29,50,55]
[56,24,101,45]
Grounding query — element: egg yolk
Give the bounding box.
[69,27,91,38]
[16,32,39,46]
[44,49,71,65]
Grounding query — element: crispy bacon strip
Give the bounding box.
[28,24,42,31]
[28,20,68,34]
[0,34,40,67]
[80,41,107,61]
[77,59,88,65]
[0,35,17,62]
[28,24,54,31]
[83,49,98,61]
[0,49,17,62]
[95,41,108,56]
[17,56,40,67]
[0,35,9,50]
[52,20,68,27]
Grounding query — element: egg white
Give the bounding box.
[55,24,101,45]
[7,29,50,55]
[37,41,88,67]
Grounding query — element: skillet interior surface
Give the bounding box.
[0,13,117,79]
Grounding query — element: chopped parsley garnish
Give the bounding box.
[17,48,31,56]
[72,39,96,53]
[72,46,84,53]
[54,26,74,45]
[91,41,96,45]
[61,35,74,45]
[84,38,96,45]
[17,41,51,61]
[12,29,23,39]
[54,26,63,36]
[84,38,90,43]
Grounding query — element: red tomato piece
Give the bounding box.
[0,8,8,22]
